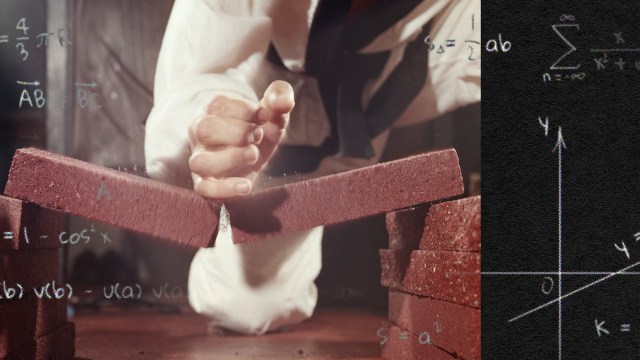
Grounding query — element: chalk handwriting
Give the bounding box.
[2,225,112,246]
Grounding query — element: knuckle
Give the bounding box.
[195,179,217,199]
[192,116,210,142]
[207,96,229,114]
[208,95,256,118]
[245,144,260,164]
[188,151,205,173]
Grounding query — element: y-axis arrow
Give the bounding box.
[552,126,567,360]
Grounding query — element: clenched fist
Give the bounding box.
[188,80,294,199]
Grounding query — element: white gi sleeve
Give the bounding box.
[144,0,273,187]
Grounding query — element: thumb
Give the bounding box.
[259,80,295,117]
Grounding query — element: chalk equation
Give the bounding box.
[0,281,186,301]
[543,14,640,82]
[3,224,112,245]
[595,319,632,337]
[332,287,365,300]
[0,17,71,61]
[377,322,443,346]
[422,13,508,61]
[17,80,104,110]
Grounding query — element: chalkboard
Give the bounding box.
[483,1,640,358]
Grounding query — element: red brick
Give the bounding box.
[380,324,456,360]
[0,196,63,250]
[5,148,463,247]
[420,196,480,252]
[389,289,480,360]
[0,249,59,293]
[2,321,74,360]
[379,250,480,307]
[225,149,463,244]
[4,148,219,249]
[385,204,430,250]
[0,296,67,358]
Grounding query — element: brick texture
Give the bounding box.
[389,289,480,359]
[2,321,74,360]
[4,148,220,249]
[0,296,67,358]
[385,204,430,250]
[225,149,463,244]
[380,324,456,360]
[0,196,63,250]
[0,249,59,293]
[420,196,480,252]
[5,148,463,246]
[379,250,480,307]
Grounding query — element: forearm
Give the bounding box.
[145,0,273,187]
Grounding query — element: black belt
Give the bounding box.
[265,0,427,176]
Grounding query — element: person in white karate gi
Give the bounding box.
[145,0,480,335]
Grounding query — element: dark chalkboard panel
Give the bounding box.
[483,1,640,359]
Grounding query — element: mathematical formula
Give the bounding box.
[0,281,186,301]
[17,80,104,110]
[543,14,640,82]
[422,13,509,61]
[0,17,71,61]
[3,224,112,246]
[377,322,443,346]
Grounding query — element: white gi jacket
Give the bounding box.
[145,0,480,335]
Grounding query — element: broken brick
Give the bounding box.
[4,148,219,249]
[225,149,463,244]
[5,148,463,247]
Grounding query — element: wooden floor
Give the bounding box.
[72,306,386,359]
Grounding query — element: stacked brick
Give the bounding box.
[380,196,480,360]
[0,196,75,359]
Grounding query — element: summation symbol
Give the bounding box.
[543,15,640,82]
[551,24,580,70]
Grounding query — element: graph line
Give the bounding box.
[558,136,563,357]
[508,261,640,323]
[554,127,566,360]
[590,48,640,52]
[451,271,640,275]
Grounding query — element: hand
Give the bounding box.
[188,80,294,199]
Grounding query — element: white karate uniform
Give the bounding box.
[145,0,480,335]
